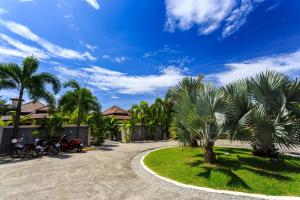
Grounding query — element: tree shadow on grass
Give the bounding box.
[197,166,251,190]
[242,167,292,181]
[237,156,300,173]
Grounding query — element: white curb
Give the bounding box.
[141,147,300,200]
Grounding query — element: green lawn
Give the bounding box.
[144,147,300,196]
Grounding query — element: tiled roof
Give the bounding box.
[21,101,46,113]
[102,105,130,116]
[24,112,49,119]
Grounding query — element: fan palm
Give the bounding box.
[168,75,204,147]
[0,56,61,137]
[223,70,300,157]
[59,80,100,137]
[172,81,226,163]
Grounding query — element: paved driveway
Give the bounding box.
[0,140,299,200]
[0,141,182,200]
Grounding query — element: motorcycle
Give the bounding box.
[10,138,39,158]
[60,134,83,152]
[34,137,61,155]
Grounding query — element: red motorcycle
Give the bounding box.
[60,134,83,152]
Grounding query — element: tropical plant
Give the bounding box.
[151,98,166,139]
[121,119,136,143]
[0,56,61,136]
[104,117,120,140]
[172,79,226,163]
[87,111,106,144]
[130,101,150,139]
[0,98,10,116]
[59,80,100,137]
[167,76,204,147]
[223,70,300,157]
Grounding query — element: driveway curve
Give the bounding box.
[0,141,183,200]
[0,141,299,200]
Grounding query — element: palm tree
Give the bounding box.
[121,119,136,142]
[105,117,120,140]
[172,81,226,163]
[59,80,100,137]
[0,98,10,116]
[87,111,106,144]
[130,101,150,139]
[152,98,165,139]
[0,56,61,137]
[168,75,204,147]
[223,70,300,157]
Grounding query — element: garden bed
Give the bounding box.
[144,147,300,196]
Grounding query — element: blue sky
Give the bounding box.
[0,0,300,110]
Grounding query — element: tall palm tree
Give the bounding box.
[0,56,61,137]
[59,80,100,137]
[223,70,300,157]
[172,81,226,163]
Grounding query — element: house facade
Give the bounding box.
[1,98,51,125]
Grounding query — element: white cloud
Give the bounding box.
[111,96,119,99]
[207,49,300,84]
[143,52,157,58]
[85,0,100,10]
[19,0,34,2]
[86,44,97,51]
[0,8,8,15]
[102,55,127,63]
[0,33,49,59]
[64,14,74,19]
[55,66,186,94]
[0,19,96,61]
[165,0,264,38]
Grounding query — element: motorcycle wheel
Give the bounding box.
[10,148,18,158]
[50,145,60,155]
[25,147,39,158]
[77,146,82,152]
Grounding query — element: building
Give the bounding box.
[102,105,131,121]
[1,98,51,125]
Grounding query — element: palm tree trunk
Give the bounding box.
[191,138,198,147]
[160,119,165,140]
[13,88,24,138]
[76,108,81,138]
[204,140,216,163]
[140,119,143,140]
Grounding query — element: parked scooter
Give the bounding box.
[34,137,61,155]
[10,138,39,158]
[60,134,83,152]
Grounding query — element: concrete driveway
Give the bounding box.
[0,140,299,200]
[0,141,182,200]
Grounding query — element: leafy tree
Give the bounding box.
[0,56,61,136]
[223,71,300,157]
[59,80,100,137]
[172,80,226,163]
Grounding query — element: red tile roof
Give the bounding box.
[102,105,130,116]
[21,101,46,113]
[102,105,131,120]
